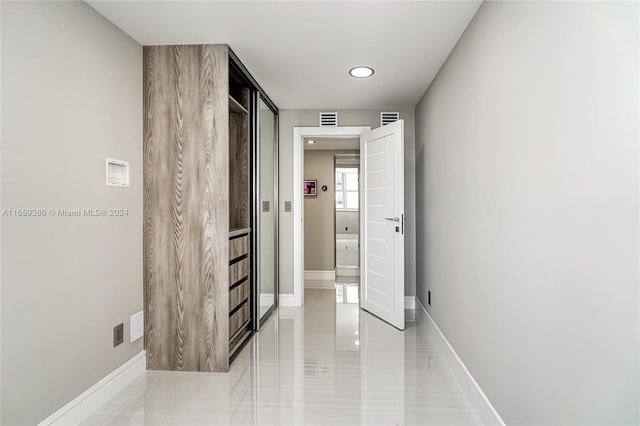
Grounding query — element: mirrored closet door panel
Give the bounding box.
[257,98,278,323]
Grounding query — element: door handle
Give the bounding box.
[385,217,400,222]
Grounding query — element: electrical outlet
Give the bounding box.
[284,201,292,212]
[113,323,124,347]
[428,291,431,306]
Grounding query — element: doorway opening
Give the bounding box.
[292,126,370,306]
[334,156,360,280]
[302,139,360,290]
[294,121,406,330]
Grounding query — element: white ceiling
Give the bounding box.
[87,1,482,110]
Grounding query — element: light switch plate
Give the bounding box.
[284,201,292,212]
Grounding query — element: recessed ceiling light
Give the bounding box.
[349,66,374,78]
[307,140,316,144]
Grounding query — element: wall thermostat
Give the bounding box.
[106,158,130,187]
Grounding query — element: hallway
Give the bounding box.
[81,288,481,425]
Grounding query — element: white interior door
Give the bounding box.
[361,119,405,330]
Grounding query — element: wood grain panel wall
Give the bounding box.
[144,44,231,372]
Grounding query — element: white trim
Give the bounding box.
[304,270,335,280]
[404,296,415,309]
[416,299,505,426]
[293,128,303,307]
[305,280,336,290]
[38,351,147,426]
[293,126,370,308]
[278,293,295,307]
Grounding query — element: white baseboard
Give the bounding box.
[304,270,335,280]
[260,293,275,306]
[279,293,295,306]
[39,351,146,425]
[404,296,415,309]
[416,299,505,426]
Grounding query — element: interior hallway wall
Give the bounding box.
[1,2,143,424]
[304,150,337,271]
[304,149,360,271]
[279,109,416,297]
[414,1,639,424]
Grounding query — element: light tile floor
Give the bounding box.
[81,287,481,425]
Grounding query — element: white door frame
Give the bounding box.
[292,126,371,306]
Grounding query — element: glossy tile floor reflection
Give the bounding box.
[81,287,481,425]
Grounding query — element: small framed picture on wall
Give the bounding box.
[304,180,317,197]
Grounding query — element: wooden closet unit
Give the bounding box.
[143,44,260,373]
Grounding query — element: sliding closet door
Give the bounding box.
[257,98,278,323]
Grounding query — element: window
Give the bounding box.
[336,167,358,211]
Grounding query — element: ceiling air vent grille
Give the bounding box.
[319,112,338,127]
[381,112,400,126]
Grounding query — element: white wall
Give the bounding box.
[279,109,416,296]
[1,2,143,424]
[304,150,337,271]
[415,1,638,424]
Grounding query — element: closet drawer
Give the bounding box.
[229,302,250,337]
[229,258,249,285]
[229,235,249,260]
[229,279,249,312]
